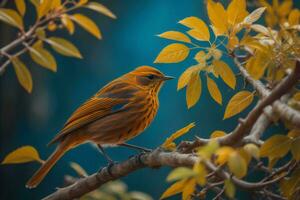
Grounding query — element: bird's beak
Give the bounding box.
[162,76,175,81]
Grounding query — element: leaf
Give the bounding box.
[37,0,52,19]
[215,146,234,165]
[162,123,195,150]
[245,50,269,80]
[207,76,222,105]
[213,60,236,89]
[291,137,300,161]
[250,24,269,35]
[71,14,101,39]
[51,0,61,9]
[224,179,235,198]
[243,143,259,160]
[223,91,254,119]
[228,151,247,178]
[158,31,191,43]
[85,2,116,19]
[194,51,206,64]
[2,146,43,164]
[177,65,203,90]
[29,42,57,72]
[186,72,201,109]
[193,162,207,186]
[154,43,190,63]
[160,179,186,199]
[227,0,248,26]
[12,57,33,93]
[46,37,82,58]
[0,8,23,29]
[182,178,196,200]
[179,16,210,41]
[280,169,300,199]
[243,7,266,25]
[210,130,226,139]
[197,140,219,159]
[70,162,88,177]
[15,0,26,16]
[129,192,153,200]
[207,0,228,35]
[167,167,196,182]
[61,14,75,34]
[260,135,292,159]
[288,9,300,26]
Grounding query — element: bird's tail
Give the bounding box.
[26,143,69,189]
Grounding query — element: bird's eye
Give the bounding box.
[146,74,155,80]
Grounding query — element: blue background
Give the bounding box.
[0,0,298,199]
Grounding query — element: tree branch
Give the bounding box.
[178,59,300,152]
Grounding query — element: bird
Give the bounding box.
[26,66,173,188]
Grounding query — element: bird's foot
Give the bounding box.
[98,161,118,177]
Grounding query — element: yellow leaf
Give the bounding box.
[51,0,61,9]
[71,14,101,39]
[182,178,196,200]
[46,37,82,58]
[0,8,23,29]
[228,151,247,178]
[85,2,116,19]
[197,140,219,160]
[193,162,207,186]
[227,0,248,26]
[277,0,293,17]
[12,57,33,93]
[280,169,300,199]
[78,0,88,6]
[154,43,190,63]
[210,130,226,139]
[186,72,201,109]
[70,162,88,177]
[61,14,75,34]
[194,51,206,64]
[207,0,228,35]
[215,146,234,165]
[37,0,52,19]
[243,143,259,160]
[167,167,196,182]
[223,91,254,119]
[15,0,26,16]
[246,51,269,80]
[288,129,300,139]
[179,16,210,41]
[29,42,57,72]
[237,148,251,165]
[291,137,300,161]
[213,60,236,89]
[177,65,203,90]
[160,179,186,200]
[207,76,222,105]
[224,179,235,198]
[208,47,222,60]
[227,36,239,50]
[243,7,266,25]
[288,9,300,26]
[1,146,43,164]
[162,123,195,150]
[250,24,269,35]
[260,135,292,159]
[158,31,191,43]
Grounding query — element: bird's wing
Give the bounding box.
[48,80,138,145]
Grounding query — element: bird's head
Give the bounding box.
[126,66,174,93]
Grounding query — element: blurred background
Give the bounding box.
[0,0,298,199]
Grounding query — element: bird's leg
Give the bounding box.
[97,144,116,176]
[118,143,152,152]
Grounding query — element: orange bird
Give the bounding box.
[26,66,173,188]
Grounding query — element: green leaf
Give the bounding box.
[0,8,23,29]
[71,14,101,39]
[29,42,57,72]
[2,146,43,164]
[224,179,235,198]
[46,37,82,58]
[12,57,33,93]
[228,151,247,178]
[167,167,196,182]
[85,2,116,19]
